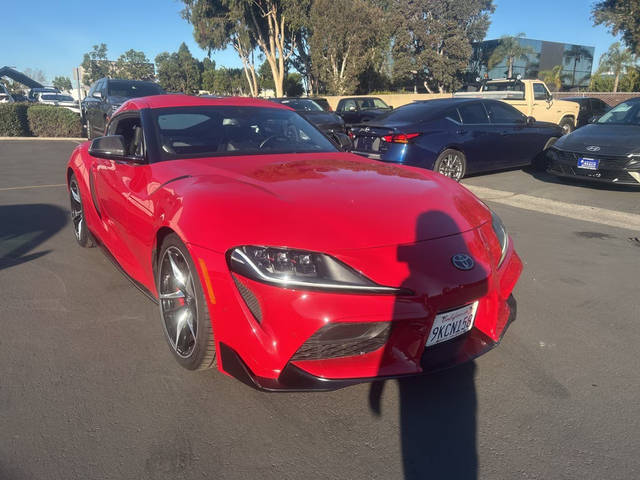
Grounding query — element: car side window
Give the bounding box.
[342,99,357,112]
[109,115,145,157]
[485,102,525,124]
[458,103,489,124]
[88,81,98,97]
[533,83,549,101]
[98,80,107,96]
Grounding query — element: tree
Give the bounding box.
[284,72,304,96]
[81,43,111,85]
[155,43,202,94]
[391,0,495,93]
[488,33,535,79]
[200,57,217,92]
[206,67,247,95]
[258,61,276,93]
[593,0,640,55]
[310,0,383,95]
[537,65,565,91]
[282,0,317,95]
[23,68,47,85]
[182,0,297,97]
[52,76,73,91]
[597,42,636,92]
[564,45,593,88]
[115,49,155,80]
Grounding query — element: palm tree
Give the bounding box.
[598,42,636,92]
[564,45,593,89]
[488,33,536,78]
[538,65,566,91]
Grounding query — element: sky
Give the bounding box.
[2,0,621,85]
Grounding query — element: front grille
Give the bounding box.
[556,150,631,169]
[291,323,391,361]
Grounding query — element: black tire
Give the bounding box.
[434,149,466,182]
[559,117,574,135]
[531,137,558,170]
[68,173,96,248]
[157,233,216,370]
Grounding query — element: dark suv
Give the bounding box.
[335,97,392,125]
[82,78,164,138]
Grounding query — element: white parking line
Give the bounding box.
[0,183,66,192]
[465,185,640,232]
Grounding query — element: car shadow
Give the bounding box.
[0,204,68,271]
[367,210,493,480]
[522,166,640,192]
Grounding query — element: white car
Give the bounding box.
[0,84,14,103]
[36,93,80,114]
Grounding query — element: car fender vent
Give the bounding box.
[232,275,263,323]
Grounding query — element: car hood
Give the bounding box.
[160,152,490,251]
[554,124,640,155]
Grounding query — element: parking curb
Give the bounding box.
[0,137,88,142]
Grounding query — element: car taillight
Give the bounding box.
[347,129,355,140]
[381,133,421,144]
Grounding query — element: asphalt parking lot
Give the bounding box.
[1,140,639,480]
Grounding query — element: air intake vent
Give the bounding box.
[232,275,263,323]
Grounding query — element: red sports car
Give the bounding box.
[66,95,522,391]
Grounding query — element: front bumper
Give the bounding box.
[547,151,640,186]
[189,222,523,391]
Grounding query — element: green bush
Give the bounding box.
[27,105,83,137]
[0,103,31,136]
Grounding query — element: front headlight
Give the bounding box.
[491,212,509,268]
[228,246,409,295]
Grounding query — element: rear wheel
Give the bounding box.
[157,234,216,370]
[68,173,95,248]
[434,149,466,182]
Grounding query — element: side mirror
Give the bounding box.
[546,93,553,103]
[93,91,102,99]
[526,116,536,126]
[389,105,394,110]
[328,131,353,151]
[348,106,357,112]
[89,135,145,163]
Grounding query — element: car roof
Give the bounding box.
[119,94,295,111]
[340,96,383,101]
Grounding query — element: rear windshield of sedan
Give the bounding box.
[275,99,323,112]
[108,81,163,98]
[372,102,449,123]
[151,106,338,159]
[597,101,640,126]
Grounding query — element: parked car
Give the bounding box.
[309,97,332,111]
[82,78,164,138]
[336,97,392,125]
[11,93,29,102]
[27,86,60,102]
[0,84,14,103]
[66,95,522,390]
[36,93,81,114]
[563,97,611,128]
[269,98,346,135]
[453,78,580,134]
[349,98,562,181]
[547,98,640,187]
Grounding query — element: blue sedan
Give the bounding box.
[349,98,562,181]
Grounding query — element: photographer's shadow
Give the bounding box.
[369,210,486,480]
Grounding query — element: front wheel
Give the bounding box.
[68,173,95,248]
[434,149,466,182]
[157,233,216,370]
[559,117,574,135]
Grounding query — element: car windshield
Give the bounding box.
[596,101,640,126]
[276,99,323,112]
[108,81,163,98]
[152,106,338,159]
[356,98,389,110]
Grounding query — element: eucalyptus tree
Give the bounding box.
[593,0,640,55]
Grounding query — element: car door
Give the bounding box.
[95,80,109,136]
[92,112,155,282]
[591,99,610,119]
[338,99,359,124]
[530,82,553,120]
[455,102,504,174]
[83,81,100,131]
[484,100,538,166]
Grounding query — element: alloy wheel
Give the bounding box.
[159,247,199,358]
[69,179,84,241]
[437,153,463,181]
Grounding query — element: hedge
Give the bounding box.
[27,105,83,137]
[0,103,30,136]
[0,103,83,137]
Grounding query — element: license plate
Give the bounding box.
[355,136,379,152]
[577,157,599,170]
[426,302,478,347]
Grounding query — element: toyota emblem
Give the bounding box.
[452,254,475,271]
[586,145,601,152]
